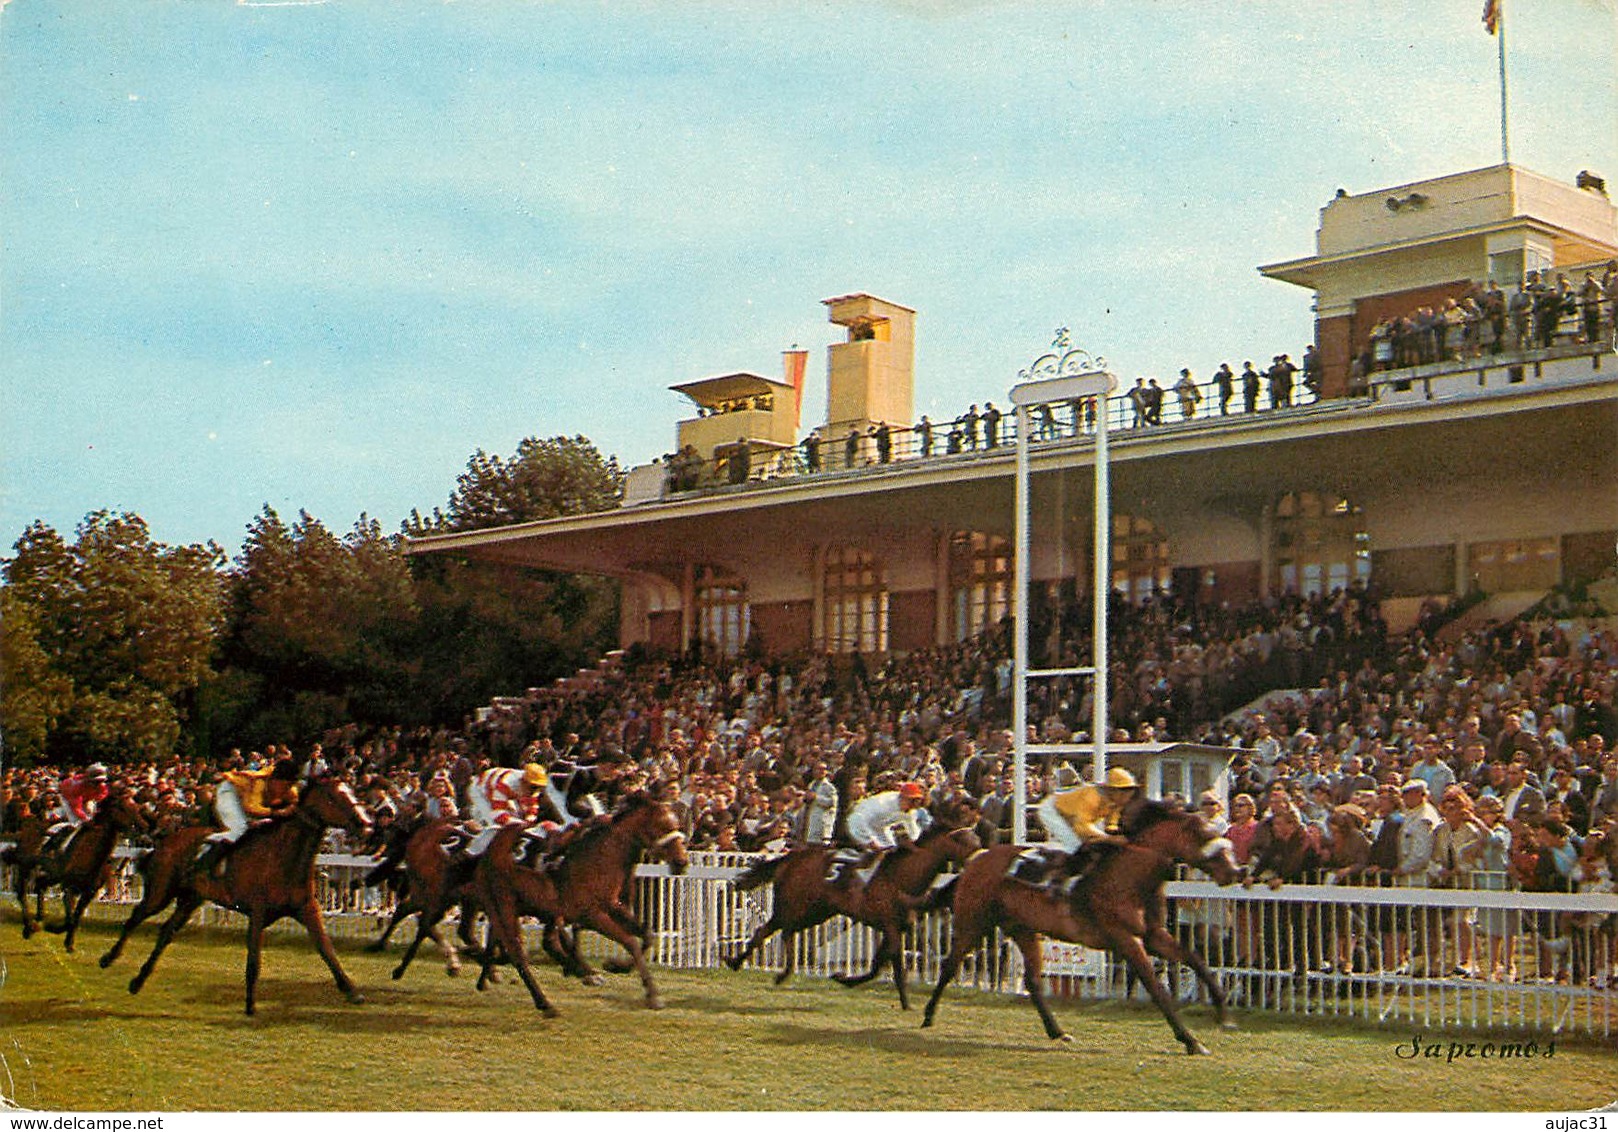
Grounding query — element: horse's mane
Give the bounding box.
[1117,796,1188,837]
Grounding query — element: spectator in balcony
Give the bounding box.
[1509,279,1535,349]
[1603,261,1618,348]
[1580,272,1604,345]
[1301,345,1321,395]
[1368,320,1395,372]
[802,430,821,473]
[913,414,933,458]
[873,422,892,465]
[1481,280,1507,354]
[960,404,980,449]
[1034,402,1057,441]
[1143,379,1165,425]
[1241,361,1261,412]
[1127,379,1148,428]
[1271,355,1297,408]
[1214,363,1235,415]
[1173,368,1202,421]
[945,424,963,454]
[844,427,860,470]
[982,402,1002,448]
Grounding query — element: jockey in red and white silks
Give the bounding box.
[466,763,547,855]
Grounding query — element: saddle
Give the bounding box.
[1008,847,1069,887]
[824,847,880,887]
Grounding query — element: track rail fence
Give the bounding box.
[6,845,1615,1038]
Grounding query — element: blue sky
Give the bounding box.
[3,0,1615,556]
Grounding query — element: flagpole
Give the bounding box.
[1497,0,1510,164]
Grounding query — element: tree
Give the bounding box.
[402,435,624,724]
[2,512,225,764]
[405,435,623,534]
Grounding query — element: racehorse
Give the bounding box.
[365,816,479,979]
[723,823,982,1009]
[472,791,689,1016]
[98,775,373,1016]
[920,798,1241,1054]
[6,788,149,953]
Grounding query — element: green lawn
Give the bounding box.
[0,910,1612,1112]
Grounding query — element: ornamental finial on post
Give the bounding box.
[1016,329,1106,385]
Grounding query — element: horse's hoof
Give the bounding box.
[1186,1042,1211,1056]
[245,1005,256,1017]
[364,941,385,953]
[582,973,605,987]
[830,973,854,986]
[128,977,144,995]
[723,957,742,972]
[1055,1033,1074,1044]
[391,968,406,981]
[1220,1020,1240,1031]
[542,1005,561,1019]
[646,997,664,1011]
[346,991,366,1005]
[99,953,115,969]
[445,965,461,978]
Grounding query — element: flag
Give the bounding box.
[783,349,808,428]
[1482,0,1500,35]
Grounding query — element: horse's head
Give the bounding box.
[302,776,374,839]
[1122,799,1240,885]
[920,823,982,863]
[621,792,688,875]
[102,788,152,837]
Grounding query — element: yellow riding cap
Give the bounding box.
[523,763,548,788]
[1105,767,1138,789]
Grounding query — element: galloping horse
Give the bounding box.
[473,791,689,1016]
[99,776,373,1016]
[365,816,478,979]
[921,799,1241,1054]
[7,788,149,953]
[724,823,982,1009]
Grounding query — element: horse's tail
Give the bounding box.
[912,873,960,916]
[731,854,788,893]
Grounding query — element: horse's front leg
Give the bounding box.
[831,927,891,990]
[62,885,98,953]
[543,921,602,984]
[296,898,364,1005]
[585,907,661,1009]
[725,911,779,972]
[1111,928,1209,1055]
[129,893,202,995]
[15,866,38,938]
[366,899,412,953]
[1144,923,1234,1029]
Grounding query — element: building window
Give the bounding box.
[948,531,1012,642]
[1112,514,1171,603]
[1272,492,1371,597]
[1467,538,1560,593]
[695,567,749,658]
[822,547,888,654]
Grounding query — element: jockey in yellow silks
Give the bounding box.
[1038,766,1139,854]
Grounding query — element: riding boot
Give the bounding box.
[194,839,231,880]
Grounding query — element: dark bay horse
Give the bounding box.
[365,816,478,979]
[723,823,982,1009]
[920,799,1241,1054]
[98,776,373,1016]
[473,791,689,1016]
[7,788,149,953]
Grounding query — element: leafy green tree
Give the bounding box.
[0,588,75,764]
[402,435,623,724]
[2,512,224,764]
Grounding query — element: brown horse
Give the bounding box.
[472,791,690,1016]
[98,776,373,1016]
[366,816,479,979]
[7,788,149,953]
[920,798,1241,1054]
[724,823,982,1009]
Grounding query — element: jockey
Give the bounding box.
[43,764,110,852]
[1038,765,1140,878]
[196,757,302,877]
[831,781,931,890]
[465,763,549,855]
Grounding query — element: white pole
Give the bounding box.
[1092,391,1110,783]
[1497,3,1510,165]
[1012,403,1031,845]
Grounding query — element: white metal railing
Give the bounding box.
[7,846,1615,1036]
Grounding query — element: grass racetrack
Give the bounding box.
[1,908,1613,1112]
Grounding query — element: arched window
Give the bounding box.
[695,567,749,658]
[1112,514,1171,603]
[822,546,887,654]
[949,531,1012,642]
[1273,491,1371,596]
